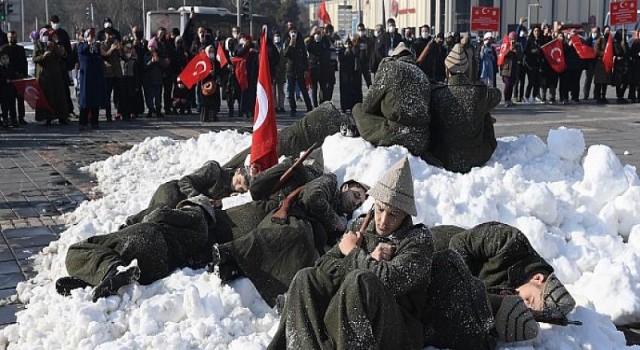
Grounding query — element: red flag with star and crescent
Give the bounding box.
[250,26,279,173]
[570,35,596,59]
[178,51,212,89]
[11,78,52,111]
[541,38,566,73]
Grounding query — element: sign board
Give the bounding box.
[610,0,638,25]
[470,6,500,32]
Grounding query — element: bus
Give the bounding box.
[145,6,275,41]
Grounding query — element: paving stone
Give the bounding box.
[0,304,22,325]
[0,262,21,275]
[0,210,16,221]
[0,274,25,290]
[0,288,17,300]
[13,208,40,219]
[7,233,55,250]
[12,247,45,260]
[0,249,14,263]
[3,227,55,239]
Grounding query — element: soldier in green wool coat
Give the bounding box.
[208,172,369,307]
[429,43,502,173]
[268,157,434,350]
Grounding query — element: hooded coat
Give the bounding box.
[268,215,433,350]
[352,54,432,162]
[429,74,501,173]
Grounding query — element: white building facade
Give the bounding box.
[308,0,614,38]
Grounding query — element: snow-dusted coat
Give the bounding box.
[352,54,432,161]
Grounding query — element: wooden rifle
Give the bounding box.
[271,142,318,193]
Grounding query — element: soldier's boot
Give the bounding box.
[55,276,91,296]
[493,296,539,343]
[92,264,141,302]
[208,244,243,282]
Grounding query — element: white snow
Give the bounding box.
[1,127,640,349]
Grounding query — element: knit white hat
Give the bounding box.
[367,157,417,216]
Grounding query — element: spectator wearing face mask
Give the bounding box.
[322,25,339,102]
[370,24,386,75]
[78,28,107,129]
[338,38,362,113]
[97,17,121,42]
[419,32,447,83]
[50,15,76,117]
[402,28,416,54]
[284,23,313,117]
[377,19,402,66]
[514,29,529,102]
[353,23,373,87]
[0,30,28,124]
[306,27,326,107]
[33,28,70,126]
[479,32,497,87]
[415,24,432,75]
[271,31,286,112]
[223,26,241,118]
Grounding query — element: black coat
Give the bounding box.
[0,42,28,77]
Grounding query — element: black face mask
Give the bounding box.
[9,40,17,45]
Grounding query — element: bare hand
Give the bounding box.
[339,230,362,255]
[370,243,396,261]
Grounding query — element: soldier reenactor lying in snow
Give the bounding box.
[124,160,251,226]
[422,221,578,348]
[56,195,216,301]
[207,172,369,307]
[268,157,435,350]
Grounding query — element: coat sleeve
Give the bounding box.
[447,221,537,276]
[249,158,293,200]
[141,206,208,233]
[341,227,433,296]
[178,160,224,198]
[300,174,343,234]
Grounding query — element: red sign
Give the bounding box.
[471,6,500,32]
[610,0,638,26]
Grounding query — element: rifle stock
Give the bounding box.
[271,142,318,193]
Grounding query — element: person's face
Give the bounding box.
[157,29,166,39]
[232,28,239,38]
[231,169,249,193]
[373,200,407,237]
[7,33,17,44]
[533,28,540,37]
[198,28,206,39]
[249,163,261,178]
[0,55,9,66]
[515,273,546,311]
[340,184,366,215]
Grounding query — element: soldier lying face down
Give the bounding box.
[268,157,434,350]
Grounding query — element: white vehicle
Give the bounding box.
[145,6,274,41]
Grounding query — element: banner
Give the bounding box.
[178,51,212,90]
[541,39,566,73]
[471,6,500,32]
[250,26,279,174]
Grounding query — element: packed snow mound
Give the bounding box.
[1,127,640,349]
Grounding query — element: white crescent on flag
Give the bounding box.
[254,82,268,132]
[193,61,207,76]
[620,1,628,9]
[481,7,490,14]
[550,47,562,62]
[24,85,39,100]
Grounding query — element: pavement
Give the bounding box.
[1,95,639,343]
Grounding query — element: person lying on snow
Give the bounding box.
[207,172,370,307]
[56,195,215,302]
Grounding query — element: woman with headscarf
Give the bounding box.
[499,32,523,107]
[197,45,221,122]
[32,28,70,125]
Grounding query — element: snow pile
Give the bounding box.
[2,127,640,349]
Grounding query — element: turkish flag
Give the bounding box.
[603,33,614,74]
[178,51,212,90]
[570,35,596,59]
[250,26,279,173]
[11,78,52,112]
[541,38,566,73]
[318,0,332,25]
[216,42,229,68]
[497,35,511,66]
[231,56,249,90]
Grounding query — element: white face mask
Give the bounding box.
[41,36,49,43]
[358,31,365,37]
[239,39,246,46]
[387,26,396,33]
[274,36,281,44]
[374,31,380,38]
[104,22,112,29]
[51,23,60,30]
[314,34,321,42]
[232,32,238,39]
[421,31,429,39]
[591,33,598,39]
